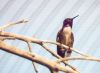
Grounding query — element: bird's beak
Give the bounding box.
[72,15,79,19]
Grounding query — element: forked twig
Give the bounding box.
[41,43,79,72]
[27,42,38,73]
[0,19,28,31]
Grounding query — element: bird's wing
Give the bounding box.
[56,30,66,57]
[70,32,74,47]
[56,30,61,42]
[56,30,63,48]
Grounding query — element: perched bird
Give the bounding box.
[56,15,79,57]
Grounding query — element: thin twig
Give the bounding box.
[56,56,100,62]
[0,19,28,31]
[27,42,38,73]
[41,43,79,72]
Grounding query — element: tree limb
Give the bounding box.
[0,41,79,73]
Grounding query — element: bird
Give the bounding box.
[56,15,79,58]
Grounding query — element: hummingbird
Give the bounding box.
[56,15,79,57]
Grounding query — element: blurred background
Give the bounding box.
[0,0,100,73]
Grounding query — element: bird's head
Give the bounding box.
[63,15,79,28]
[63,18,73,28]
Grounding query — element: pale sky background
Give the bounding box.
[0,0,100,73]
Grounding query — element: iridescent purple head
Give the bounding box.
[63,15,79,28]
[63,18,73,28]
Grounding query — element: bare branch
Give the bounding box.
[0,41,79,73]
[0,19,28,31]
[56,56,100,62]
